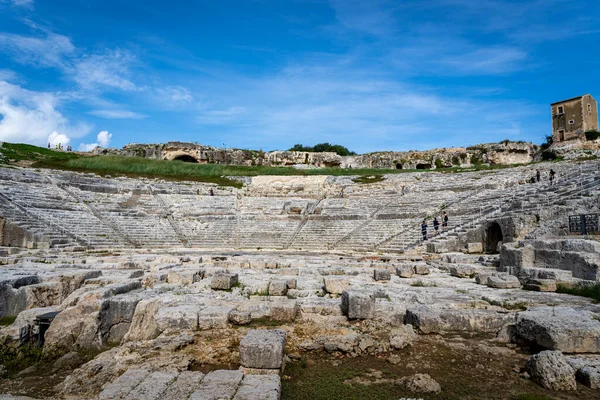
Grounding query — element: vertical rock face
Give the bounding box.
[516,307,600,353]
[525,351,576,391]
[341,290,375,319]
[239,329,286,370]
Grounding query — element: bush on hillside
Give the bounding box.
[289,143,356,156]
[540,135,553,151]
[541,150,557,161]
[585,130,600,141]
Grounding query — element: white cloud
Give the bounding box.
[157,86,193,103]
[88,109,145,119]
[74,50,137,91]
[0,0,34,8]
[47,131,69,147]
[0,31,74,69]
[97,130,112,147]
[0,80,90,146]
[78,130,113,151]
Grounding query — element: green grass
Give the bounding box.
[1,142,530,188]
[0,316,17,326]
[512,394,555,400]
[557,283,600,302]
[0,142,78,164]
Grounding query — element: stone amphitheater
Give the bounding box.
[1,158,600,399]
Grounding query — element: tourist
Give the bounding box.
[421,220,428,241]
[549,169,556,185]
[536,169,541,183]
[209,188,214,196]
[442,211,448,230]
[433,217,439,234]
[340,188,344,198]
[47,143,50,149]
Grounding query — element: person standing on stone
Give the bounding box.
[536,169,541,183]
[421,220,428,241]
[209,188,214,196]
[433,217,439,235]
[442,211,448,230]
[549,169,556,185]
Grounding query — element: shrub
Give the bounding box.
[434,159,443,169]
[470,154,482,165]
[451,156,460,165]
[541,150,557,161]
[288,143,356,156]
[585,130,600,141]
[540,135,553,151]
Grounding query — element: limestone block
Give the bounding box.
[198,306,232,330]
[124,371,178,400]
[523,279,557,292]
[285,278,297,289]
[129,270,144,279]
[486,275,520,289]
[373,269,391,281]
[122,298,160,342]
[516,307,600,353]
[229,309,252,325]
[323,277,350,295]
[268,280,288,296]
[167,269,203,285]
[233,375,280,400]
[156,305,199,333]
[525,351,576,391]
[99,369,150,400]
[161,371,205,400]
[341,290,375,319]
[466,242,483,254]
[396,267,413,278]
[210,273,238,290]
[240,329,286,369]
[269,300,299,322]
[449,265,475,278]
[389,325,416,349]
[399,373,441,393]
[576,366,600,389]
[322,333,360,353]
[99,296,142,345]
[413,264,430,275]
[189,370,244,400]
[405,306,514,334]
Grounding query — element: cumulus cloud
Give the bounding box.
[0,80,90,146]
[47,131,70,147]
[78,130,113,151]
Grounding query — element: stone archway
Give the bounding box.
[485,222,503,253]
[396,163,403,170]
[173,154,199,163]
[416,163,431,170]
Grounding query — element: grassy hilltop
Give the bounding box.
[0,142,515,188]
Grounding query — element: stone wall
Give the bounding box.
[94,141,538,169]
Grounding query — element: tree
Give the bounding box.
[288,142,356,156]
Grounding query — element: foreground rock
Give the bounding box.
[516,307,600,353]
[525,351,576,391]
[239,329,286,371]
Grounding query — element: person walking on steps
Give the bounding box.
[433,216,439,235]
[421,220,428,241]
[549,169,556,185]
[536,169,541,183]
[442,211,448,231]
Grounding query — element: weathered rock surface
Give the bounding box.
[239,329,286,370]
[516,307,600,353]
[525,351,576,391]
[341,290,374,319]
[405,306,515,334]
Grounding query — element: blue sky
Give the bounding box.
[0,0,598,153]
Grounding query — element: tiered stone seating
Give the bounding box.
[0,159,598,251]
